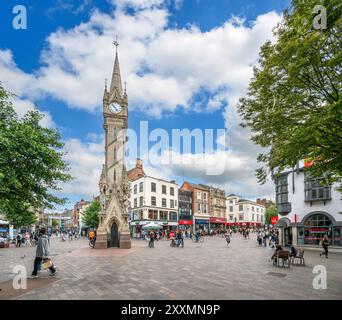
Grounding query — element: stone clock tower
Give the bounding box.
[95,40,131,249]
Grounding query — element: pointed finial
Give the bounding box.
[113,35,119,53]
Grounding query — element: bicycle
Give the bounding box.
[192,236,204,243]
[89,238,96,248]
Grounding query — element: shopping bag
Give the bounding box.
[42,258,53,269]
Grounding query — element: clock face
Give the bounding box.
[109,102,122,114]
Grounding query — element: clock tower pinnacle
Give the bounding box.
[95,39,131,249]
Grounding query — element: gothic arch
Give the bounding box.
[276,217,291,228]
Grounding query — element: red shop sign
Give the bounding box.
[271,216,279,225]
[209,217,226,223]
[178,220,193,225]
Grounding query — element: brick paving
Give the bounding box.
[0,234,341,300]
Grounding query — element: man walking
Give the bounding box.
[31,228,57,278]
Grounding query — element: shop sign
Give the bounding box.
[271,216,279,225]
[195,219,209,224]
[178,220,192,225]
[209,217,226,223]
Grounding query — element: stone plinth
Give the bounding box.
[119,232,131,249]
[94,231,108,249]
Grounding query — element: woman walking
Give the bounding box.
[320,234,329,258]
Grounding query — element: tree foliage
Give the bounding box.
[0,84,73,227]
[238,0,342,188]
[265,203,278,225]
[82,200,100,229]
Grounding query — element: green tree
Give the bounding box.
[0,84,73,228]
[238,0,342,188]
[82,200,100,229]
[265,203,278,225]
[51,219,59,229]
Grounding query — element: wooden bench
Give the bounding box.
[273,250,290,268]
[290,249,305,266]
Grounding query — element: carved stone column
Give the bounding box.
[94,213,108,249]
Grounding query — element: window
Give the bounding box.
[229,215,234,221]
[170,187,174,196]
[148,210,158,220]
[239,214,244,221]
[175,200,177,207]
[304,173,331,201]
[252,214,254,221]
[170,199,174,208]
[151,196,156,206]
[151,182,156,192]
[276,174,288,204]
[169,211,178,221]
[197,202,201,212]
[229,206,233,212]
[239,205,243,211]
[252,206,254,212]
[134,184,137,194]
[229,200,233,204]
[257,207,259,212]
[261,215,263,222]
[134,198,137,208]
[203,193,207,200]
[203,204,207,213]
[303,214,333,245]
[162,185,166,194]
[139,182,143,192]
[159,211,168,221]
[114,170,116,182]
[139,196,143,207]
[197,191,201,199]
[162,198,167,207]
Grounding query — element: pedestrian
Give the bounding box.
[148,230,155,248]
[225,232,231,246]
[320,234,329,258]
[16,233,22,248]
[31,228,57,278]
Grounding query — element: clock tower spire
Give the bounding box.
[95,38,131,250]
[109,38,123,99]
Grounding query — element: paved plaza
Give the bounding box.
[0,234,341,300]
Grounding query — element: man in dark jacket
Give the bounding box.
[31,228,57,278]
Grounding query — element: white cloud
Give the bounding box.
[0,5,282,200]
[59,137,104,197]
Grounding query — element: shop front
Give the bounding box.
[178,219,192,231]
[297,212,341,246]
[209,217,226,231]
[195,218,210,233]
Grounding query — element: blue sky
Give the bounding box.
[0,0,290,211]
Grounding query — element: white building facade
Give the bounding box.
[226,194,265,228]
[129,176,179,238]
[275,160,342,247]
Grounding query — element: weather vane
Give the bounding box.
[113,35,119,51]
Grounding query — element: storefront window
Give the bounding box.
[333,227,341,246]
[303,214,333,245]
